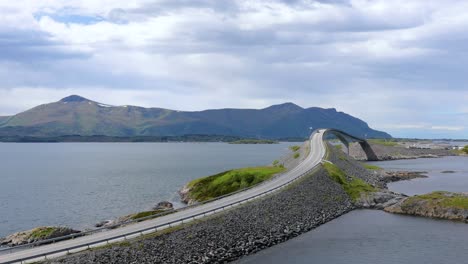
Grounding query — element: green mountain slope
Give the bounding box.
[0,95,391,139]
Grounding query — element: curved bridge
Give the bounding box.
[323,129,379,161]
[0,128,378,264]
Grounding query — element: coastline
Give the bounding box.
[2,142,465,263]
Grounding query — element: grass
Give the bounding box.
[323,162,376,201]
[130,210,168,220]
[368,139,398,147]
[293,153,300,159]
[462,146,468,154]
[186,166,285,202]
[30,227,56,239]
[289,145,300,152]
[405,191,468,209]
[91,240,132,251]
[362,163,383,170]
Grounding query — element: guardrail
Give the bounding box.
[1,136,326,264]
[0,162,310,255]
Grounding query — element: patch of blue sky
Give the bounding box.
[34,12,105,25]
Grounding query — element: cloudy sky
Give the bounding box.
[0,0,467,138]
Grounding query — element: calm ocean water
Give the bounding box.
[0,142,295,237]
[237,156,468,264]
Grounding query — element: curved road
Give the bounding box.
[0,129,327,264]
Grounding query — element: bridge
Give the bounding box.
[0,129,377,264]
[324,129,379,161]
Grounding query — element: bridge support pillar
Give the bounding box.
[359,141,379,161]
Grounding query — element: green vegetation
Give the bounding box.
[272,160,284,168]
[289,145,301,152]
[229,139,278,144]
[335,144,343,150]
[186,166,285,202]
[30,227,56,239]
[130,210,168,220]
[462,146,468,154]
[405,191,468,209]
[293,153,300,159]
[368,139,398,147]
[362,163,383,170]
[323,162,375,200]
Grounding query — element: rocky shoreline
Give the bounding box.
[0,227,80,247]
[384,192,468,222]
[0,201,174,247]
[380,171,428,183]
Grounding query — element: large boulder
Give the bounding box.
[153,201,174,210]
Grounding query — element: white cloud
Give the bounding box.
[431,126,465,131]
[0,0,468,138]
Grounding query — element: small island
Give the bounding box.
[385,191,468,222]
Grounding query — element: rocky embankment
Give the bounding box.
[0,227,80,247]
[349,142,455,161]
[384,192,468,222]
[47,144,362,264]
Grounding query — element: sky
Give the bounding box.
[0,0,467,139]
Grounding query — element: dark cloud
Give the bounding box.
[0,29,89,62]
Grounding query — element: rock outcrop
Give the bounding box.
[153,201,173,210]
[0,226,80,246]
[355,190,407,209]
[179,184,196,205]
[96,201,174,228]
[380,171,428,183]
[384,191,468,223]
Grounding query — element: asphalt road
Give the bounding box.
[0,129,327,264]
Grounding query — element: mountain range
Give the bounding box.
[0,95,391,139]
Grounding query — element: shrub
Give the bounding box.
[289,145,300,152]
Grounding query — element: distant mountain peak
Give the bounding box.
[0,96,392,139]
[264,102,304,111]
[60,95,92,103]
